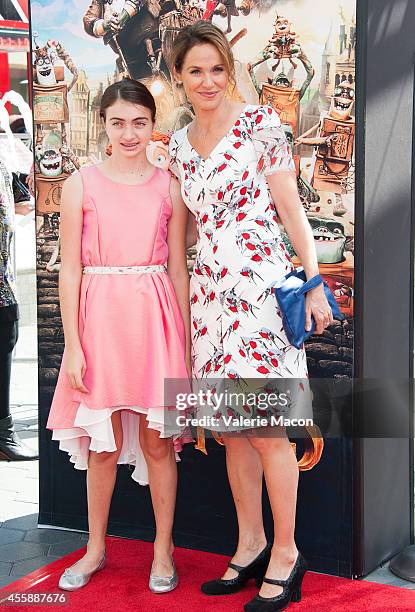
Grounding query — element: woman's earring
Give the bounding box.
[105,143,112,156]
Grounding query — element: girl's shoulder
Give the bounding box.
[68,163,103,202]
[79,162,99,174]
[151,166,173,199]
[76,162,100,186]
[154,166,172,184]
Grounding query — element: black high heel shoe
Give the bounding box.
[243,551,308,612]
[201,543,272,596]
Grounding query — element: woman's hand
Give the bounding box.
[26,170,35,197]
[266,171,334,336]
[65,345,89,393]
[305,285,334,334]
[15,202,33,216]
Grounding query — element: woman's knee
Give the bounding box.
[222,434,253,454]
[248,428,289,454]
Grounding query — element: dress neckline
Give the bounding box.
[184,103,251,162]
[93,164,159,187]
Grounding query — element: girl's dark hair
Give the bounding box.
[99,78,156,122]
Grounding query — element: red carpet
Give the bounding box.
[1,537,415,611]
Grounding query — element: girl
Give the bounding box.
[46,78,192,594]
[169,21,332,612]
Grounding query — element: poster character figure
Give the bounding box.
[295,80,355,194]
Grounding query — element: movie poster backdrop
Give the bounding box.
[32,0,356,574]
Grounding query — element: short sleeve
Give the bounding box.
[168,132,180,180]
[252,105,296,176]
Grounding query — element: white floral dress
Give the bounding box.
[169,104,310,424]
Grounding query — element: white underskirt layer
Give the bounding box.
[51,403,185,486]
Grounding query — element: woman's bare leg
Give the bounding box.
[248,427,299,598]
[220,435,268,580]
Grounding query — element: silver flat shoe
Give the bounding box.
[149,558,178,593]
[58,552,106,591]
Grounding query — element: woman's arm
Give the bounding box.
[59,172,88,392]
[26,164,35,197]
[266,169,333,334]
[167,178,192,377]
[14,202,33,215]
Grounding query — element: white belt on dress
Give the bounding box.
[82,264,167,275]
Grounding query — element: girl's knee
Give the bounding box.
[140,432,173,462]
[88,448,121,466]
[110,412,123,445]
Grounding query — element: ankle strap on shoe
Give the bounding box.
[263,577,288,587]
[228,562,244,573]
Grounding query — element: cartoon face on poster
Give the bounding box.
[31,0,356,386]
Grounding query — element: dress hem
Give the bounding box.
[51,403,193,487]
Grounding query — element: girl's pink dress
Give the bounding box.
[46,165,192,486]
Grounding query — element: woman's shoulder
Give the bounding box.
[170,124,188,140]
[243,104,282,129]
[168,125,188,154]
[243,104,286,147]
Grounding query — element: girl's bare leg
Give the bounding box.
[66,410,124,573]
[139,415,177,577]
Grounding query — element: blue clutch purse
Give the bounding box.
[273,267,345,349]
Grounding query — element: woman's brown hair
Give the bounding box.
[170,21,236,91]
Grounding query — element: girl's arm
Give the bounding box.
[59,172,88,392]
[266,170,334,335]
[167,178,192,377]
[186,211,198,248]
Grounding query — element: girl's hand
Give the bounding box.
[305,285,334,334]
[185,353,192,381]
[65,346,89,393]
[186,212,198,249]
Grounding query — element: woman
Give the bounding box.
[46,79,192,593]
[169,22,333,612]
[0,159,37,462]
